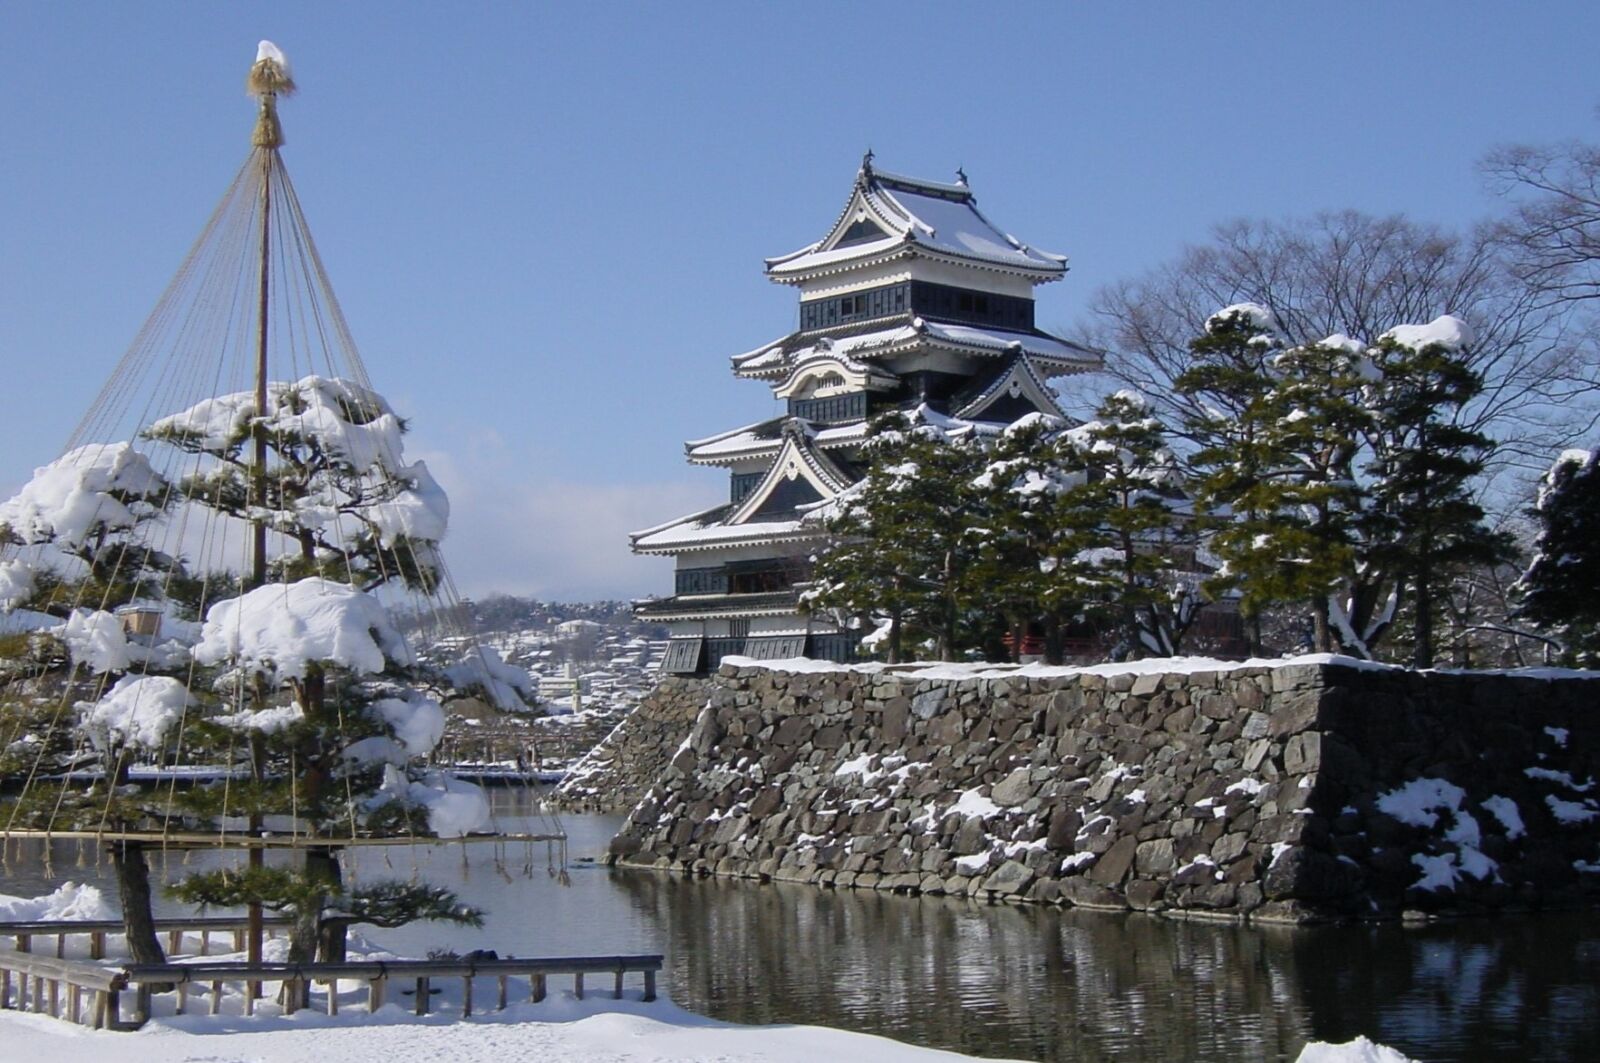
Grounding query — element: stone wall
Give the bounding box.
[605,659,1600,922]
[552,676,710,812]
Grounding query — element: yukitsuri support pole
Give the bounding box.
[243,42,291,998]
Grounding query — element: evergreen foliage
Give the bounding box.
[805,412,983,662]
[1061,392,1202,657]
[1519,448,1600,664]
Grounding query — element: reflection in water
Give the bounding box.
[1,793,1594,1062]
[610,870,1598,1063]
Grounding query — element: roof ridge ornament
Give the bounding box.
[955,166,968,186]
[860,148,875,180]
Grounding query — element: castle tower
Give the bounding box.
[633,158,1100,673]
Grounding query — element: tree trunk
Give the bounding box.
[1413,567,1435,669]
[111,842,166,966]
[319,918,352,964]
[307,846,346,963]
[1008,615,1026,664]
[1043,615,1064,666]
[1311,600,1333,653]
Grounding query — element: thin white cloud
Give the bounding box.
[412,434,717,602]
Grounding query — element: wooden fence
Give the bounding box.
[0,917,661,1030]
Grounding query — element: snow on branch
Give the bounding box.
[79,674,192,752]
[0,443,168,550]
[193,576,412,681]
[1379,314,1474,352]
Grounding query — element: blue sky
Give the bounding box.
[3,3,1598,600]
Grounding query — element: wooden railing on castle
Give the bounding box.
[0,916,660,1030]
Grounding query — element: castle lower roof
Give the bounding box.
[732,316,1098,380]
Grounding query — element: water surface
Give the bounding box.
[3,792,1594,1062]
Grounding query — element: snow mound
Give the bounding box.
[62,607,132,674]
[369,693,446,757]
[0,442,167,549]
[376,766,491,837]
[364,460,449,547]
[79,674,192,751]
[1375,778,1465,829]
[151,377,406,475]
[1295,1036,1419,1063]
[194,577,411,680]
[1206,302,1279,336]
[1381,314,1473,352]
[1481,795,1525,839]
[0,881,114,921]
[257,40,289,68]
[0,559,36,609]
[446,644,535,711]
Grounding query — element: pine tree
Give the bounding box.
[1176,305,1308,651]
[1518,448,1600,664]
[1061,392,1201,658]
[0,377,508,966]
[805,412,983,662]
[1361,336,1510,667]
[965,415,1085,662]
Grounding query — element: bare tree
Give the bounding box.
[1486,140,1600,309]
[1076,212,1595,478]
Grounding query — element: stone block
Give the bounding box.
[1126,879,1165,910]
[1089,834,1138,886]
[1136,838,1177,874]
[992,767,1035,807]
[912,688,947,719]
[1061,877,1129,910]
[1284,731,1323,774]
[982,860,1036,895]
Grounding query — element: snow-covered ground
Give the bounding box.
[0,994,998,1063]
[0,999,1413,1063]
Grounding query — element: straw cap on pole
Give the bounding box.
[248,41,296,149]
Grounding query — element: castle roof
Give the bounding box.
[765,162,1068,283]
[732,316,1098,380]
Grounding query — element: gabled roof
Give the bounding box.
[725,428,854,525]
[732,315,1100,381]
[766,159,1068,284]
[634,429,853,555]
[687,417,868,466]
[953,353,1066,421]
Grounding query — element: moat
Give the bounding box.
[4,793,1596,1062]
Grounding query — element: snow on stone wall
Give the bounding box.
[604,659,1600,922]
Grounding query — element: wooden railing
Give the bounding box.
[2,915,292,961]
[0,917,662,1030]
[0,947,126,1028]
[122,954,663,1023]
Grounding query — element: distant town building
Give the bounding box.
[633,156,1100,674]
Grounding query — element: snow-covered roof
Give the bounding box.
[766,164,1068,283]
[630,508,822,555]
[687,418,868,466]
[733,316,1098,381]
[953,353,1065,420]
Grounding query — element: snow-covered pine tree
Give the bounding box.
[1518,448,1600,664]
[965,415,1084,662]
[1175,304,1310,652]
[1060,391,1201,658]
[805,411,982,662]
[0,377,521,965]
[1361,325,1509,667]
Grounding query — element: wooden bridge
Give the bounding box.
[0,916,661,1030]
